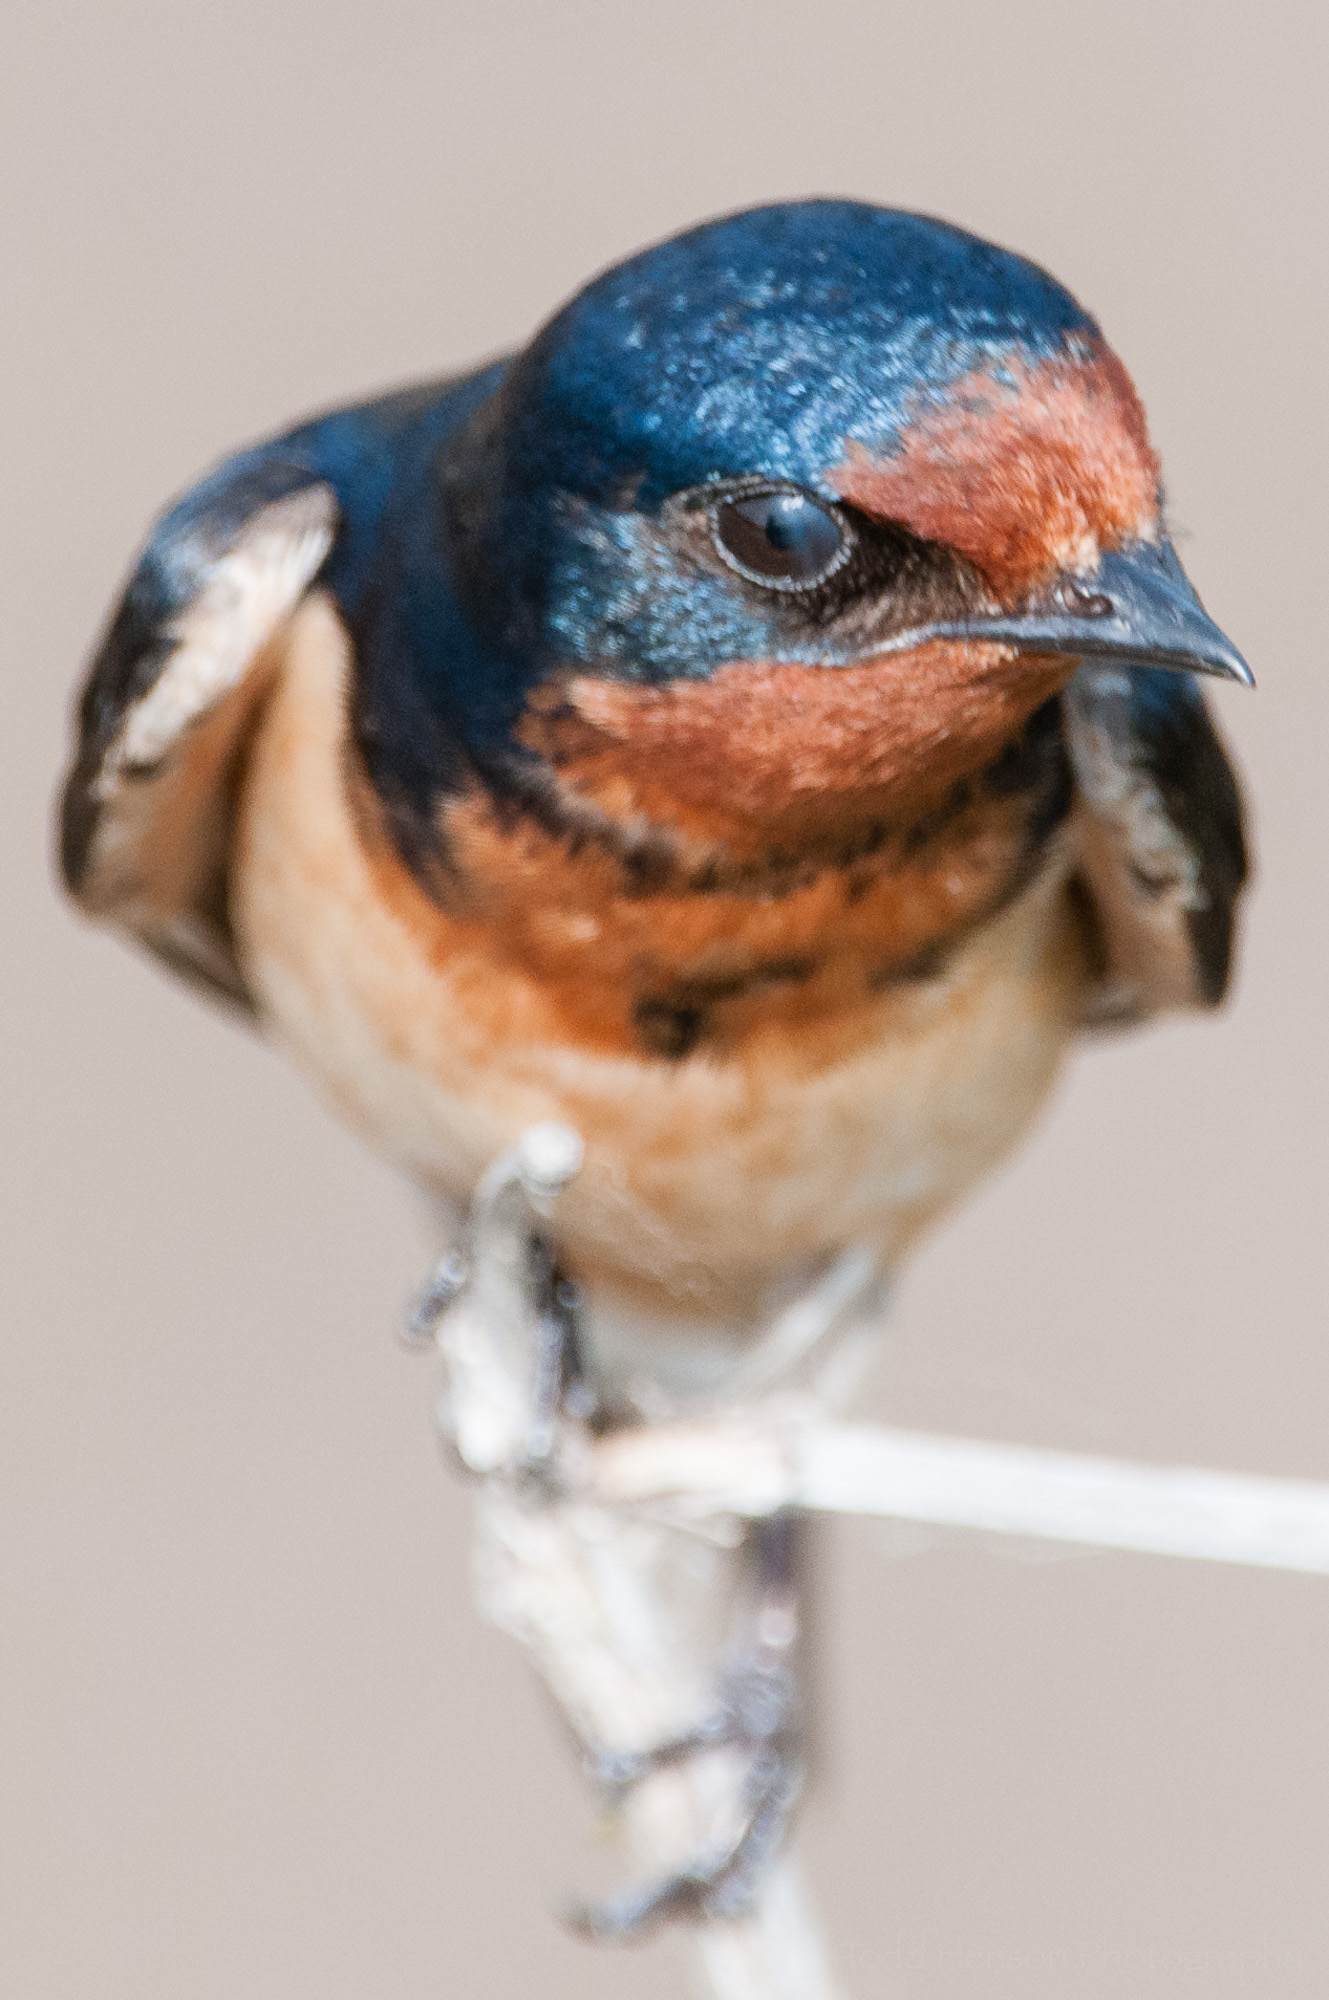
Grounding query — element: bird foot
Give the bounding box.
[405,1124,598,1477]
[569,1514,806,1940]
[570,1688,803,1938]
[574,1743,802,1940]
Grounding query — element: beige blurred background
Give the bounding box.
[4,3,1327,1993]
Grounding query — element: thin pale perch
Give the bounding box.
[593,1421,1329,1574]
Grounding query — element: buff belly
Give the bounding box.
[231,594,1087,1328]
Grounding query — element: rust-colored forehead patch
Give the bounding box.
[832,346,1161,601]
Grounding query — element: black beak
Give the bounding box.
[884,539,1254,685]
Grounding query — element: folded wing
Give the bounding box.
[1065,661,1248,1025]
[61,461,339,1008]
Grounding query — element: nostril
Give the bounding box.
[1059,581,1114,618]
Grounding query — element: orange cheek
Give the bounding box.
[517,642,1072,854]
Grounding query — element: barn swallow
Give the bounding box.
[60,196,1249,1347]
[60,199,1249,1924]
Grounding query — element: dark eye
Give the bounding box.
[711,489,847,589]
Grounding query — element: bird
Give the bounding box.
[59,198,1250,1926]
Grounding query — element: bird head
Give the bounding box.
[437,201,1247,835]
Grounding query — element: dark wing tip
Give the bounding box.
[1065,661,1249,1021]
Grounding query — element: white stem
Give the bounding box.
[592,1420,1329,1575]
[690,1858,850,2000]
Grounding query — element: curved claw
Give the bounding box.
[566,1742,804,1941]
[582,1704,737,1794]
[567,1512,808,1937]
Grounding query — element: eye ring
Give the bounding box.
[709,483,852,592]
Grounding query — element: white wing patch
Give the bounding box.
[75,483,338,1002]
[94,486,338,792]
